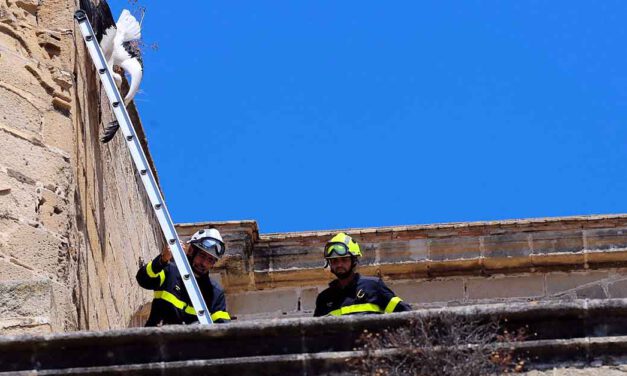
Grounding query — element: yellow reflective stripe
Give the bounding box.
[154,290,192,313]
[154,292,230,320]
[329,303,383,316]
[211,310,231,321]
[146,261,165,286]
[384,296,402,313]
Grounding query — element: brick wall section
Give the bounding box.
[176,215,627,320]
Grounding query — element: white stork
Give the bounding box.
[79,0,144,143]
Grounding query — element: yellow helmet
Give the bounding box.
[324,232,362,259]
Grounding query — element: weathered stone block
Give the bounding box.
[532,230,584,254]
[0,224,67,282]
[585,249,627,265]
[429,236,480,261]
[575,284,606,299]
[0,129,69,188]
[0,85,42,135]
[42,110,73,153]
[0,279,52,318]
[608,279,627,299]
[228,289,299,316]
[0,258,37,281]
[388,278,464,304]
[375,239,428,263]
[585,228,627,251]
[466,275,544,300]
[37,188,68,232]
[0,317,52,335]
[0,57,51,102]
[546,271,609,295]
[0,172,39,222]
[300,287,321,312]
[483,233,531,258]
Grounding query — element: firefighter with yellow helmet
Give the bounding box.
[314,232,411,317]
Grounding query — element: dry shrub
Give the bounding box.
[348,313,527,376]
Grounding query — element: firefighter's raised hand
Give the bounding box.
[160,243,173,264]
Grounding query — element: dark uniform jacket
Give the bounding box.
[314,273,411,317]
[136,254,231,326]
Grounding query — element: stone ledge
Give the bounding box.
[4,299,627,374]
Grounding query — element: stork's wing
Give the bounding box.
[116,9,141,42]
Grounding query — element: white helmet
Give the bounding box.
[186,228,226,259]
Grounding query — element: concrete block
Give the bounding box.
[585,228,627,251]
[532,230,584,254]
[228,289,299,316]
[467,275,544,300]
[429,236,480,261]
[388,279,464,304]
[546,271,609,295]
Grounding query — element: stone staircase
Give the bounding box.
[2,299,627,375]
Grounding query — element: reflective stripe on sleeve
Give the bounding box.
[329,303,383,316]
[154,290,195,315]
[384,296,402,313]
[211,311,231,321]
[146,261,165,287]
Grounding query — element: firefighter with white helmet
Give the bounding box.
[314,232,411,317]
[136,228,231,326]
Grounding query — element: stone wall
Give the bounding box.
[0,0,163,334]
[174,215,627,321]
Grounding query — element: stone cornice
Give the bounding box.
[175,214,627,291]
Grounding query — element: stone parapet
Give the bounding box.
[175,215,627,320]
[3,299,627,375]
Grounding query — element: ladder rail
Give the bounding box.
[74,10,212,325]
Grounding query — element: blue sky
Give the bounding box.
[110,1,627,233]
